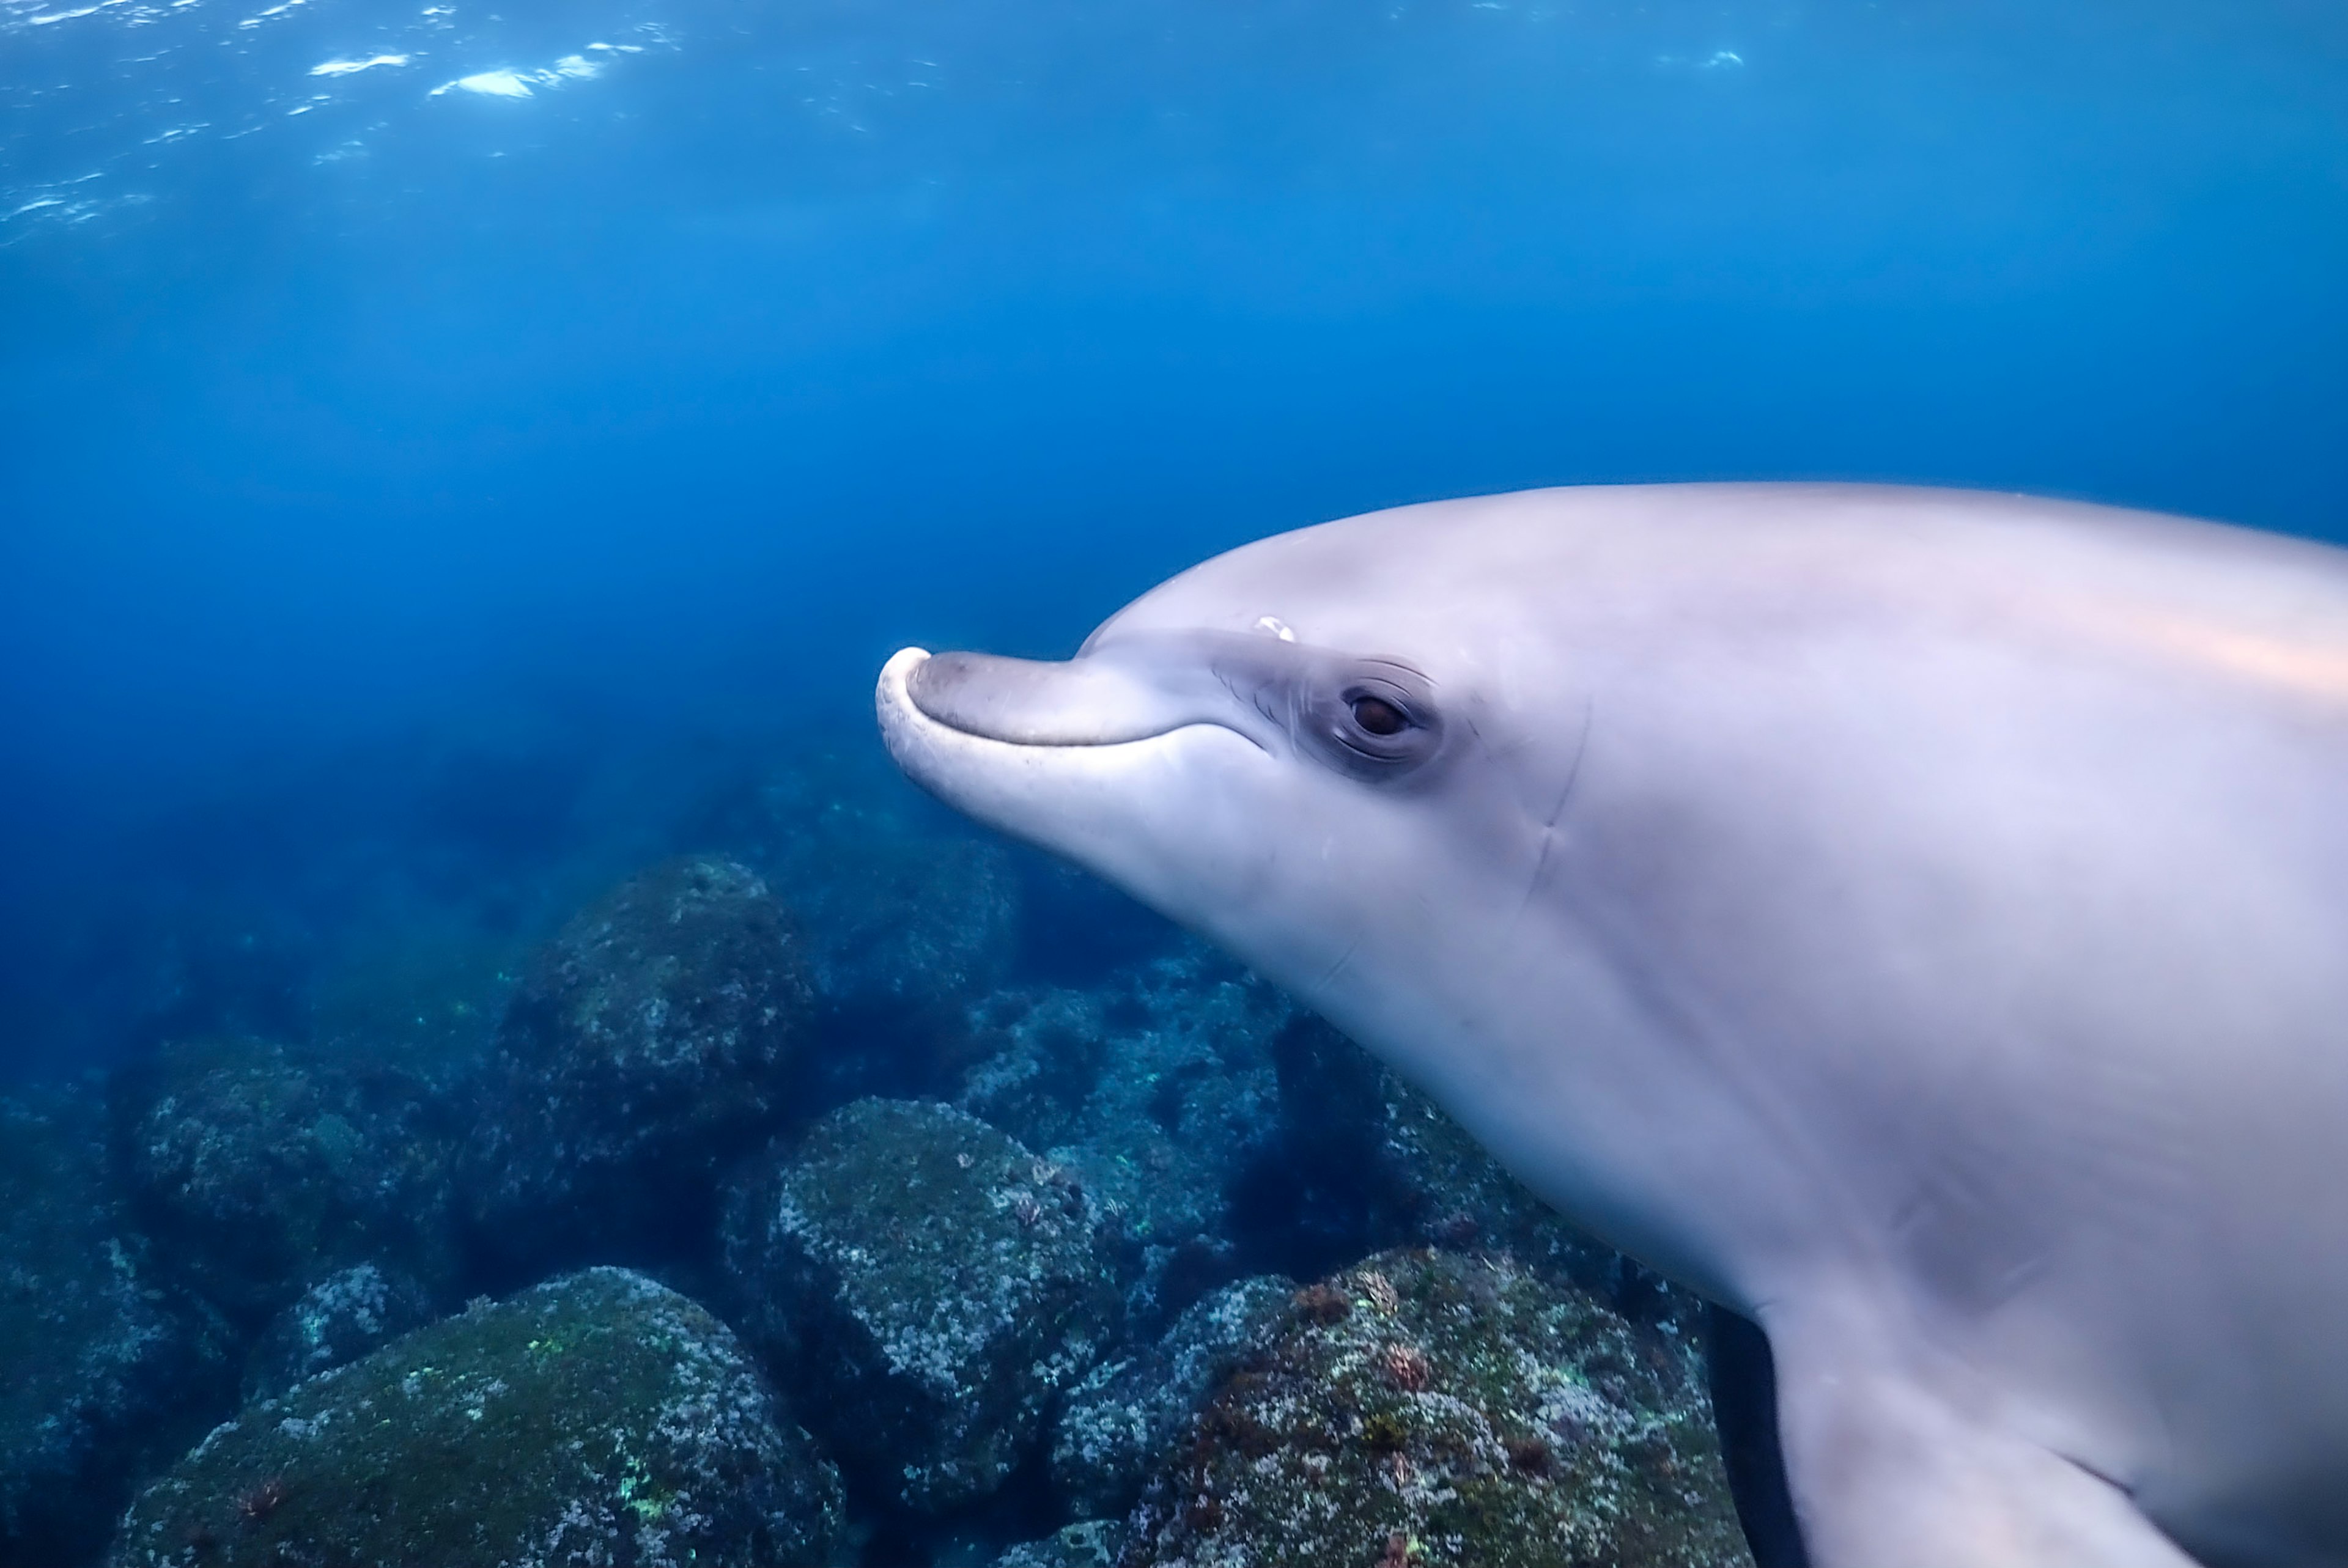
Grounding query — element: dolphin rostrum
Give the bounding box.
[876,484,2348,1568]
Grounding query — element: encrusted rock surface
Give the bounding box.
[722,1097,1121,1513]
[109,1267,846,1568]
[0,1086,235,1568]
[960,966,1669,1336]
[991,1518,1131,1568]
[1050,1274,1296,1519]
[959,952,1289,1324]
[238,1262,437,1404]
[111,1036,461,1322]
[1123,1248,1751,1568]
[460,856,814,1268]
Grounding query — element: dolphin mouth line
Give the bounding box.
[880,647,1149,753]
[893,645,1258,751]
[896,650,1140,748]
[878,649,1271,817]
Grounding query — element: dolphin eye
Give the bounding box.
[1350,694,1408,735]
[1305,666,1442,782]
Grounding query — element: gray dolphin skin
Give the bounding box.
[874,484,2348,1568]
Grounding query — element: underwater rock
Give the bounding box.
[958,950,1288,1325]
[721,1097,1121,1514]
[111,1036,460,1324]
[1219,1012,1442,1286]
[109,1266,846,1568]
[967,968,1671,1334]
[1123,1248,1749,1568]
[991,1518,1131,1568]
[692,755,1019,1021]
[0,1086,234,1568]
[237,1262,437,1404]
[1050,1273,1296,1520]
[460,855,814,1273]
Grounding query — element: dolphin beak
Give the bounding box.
[902,648,1204,747]
[877,646,1268,886]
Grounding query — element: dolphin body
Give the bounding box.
[875,484,2348,1568]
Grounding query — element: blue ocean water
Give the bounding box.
[6,0,2345,1080]
[0,6,2345,1563]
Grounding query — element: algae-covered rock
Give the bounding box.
[112,1036,461,1322]
[684,756,1025,1114]
[1050,1273,1295,1518]
[0,1086,234,1568]
[722,1098,1121,1513]
[462,856,814,1270]
[238,1262,436,1404]
[1124,1248,1751,1568]
[109,1266,846,1568]
[991,1518,1131,1568]
[959,951,1290,1324]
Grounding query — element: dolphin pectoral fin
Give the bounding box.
[1770,1320,2200,1568]
[1705,1305,1811,1568]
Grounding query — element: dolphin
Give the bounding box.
[874,483,2348,1568]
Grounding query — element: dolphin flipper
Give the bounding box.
[1770,1316,2202,1568]
[1705,1305,1811,1568]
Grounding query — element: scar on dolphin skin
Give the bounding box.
[1510,693,1594,931]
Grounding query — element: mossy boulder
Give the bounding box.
[238,1262,435,1404]
[109,1267,845,1568]
[461,856,815,1272]
[722,1098,1122,1513]
[112,1037,461,1322]
[1050,1274,1295,1518]
[958,952,1290,1325]
[0,1086,234,1567]
[1123,1248,1751,1568]
[992,1518,1130,1567]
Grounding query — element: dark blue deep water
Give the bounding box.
[1,2,2345,1564]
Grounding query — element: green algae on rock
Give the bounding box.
[1050,1273,1296,1519]
[1122,1249,1752,1568]
[109,1267,846,1568]
[722,1097,1122,1514]
[1,1086,235,1568]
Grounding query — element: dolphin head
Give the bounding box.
[875,496,1616,1169]
[874,482,2125,1295]
[879,616,1477,988]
